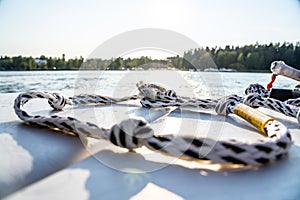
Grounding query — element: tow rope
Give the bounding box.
[14,81,293,168]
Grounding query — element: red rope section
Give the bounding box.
[266,74,277,91]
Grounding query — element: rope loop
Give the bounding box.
[245,83,269,97]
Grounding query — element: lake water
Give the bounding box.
[0,71,298,98]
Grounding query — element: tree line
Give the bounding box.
[177,41,300,71]
[1,42,299,71]
[0,54,84,70]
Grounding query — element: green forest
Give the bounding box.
[1,42,299,71]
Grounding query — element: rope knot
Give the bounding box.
[245,83,269,97]
[138,86,157,100]
[109,119,154,150]
[137,81,169,100]
[243,93,261,108]
[215,95,241,115]
[48,93,67,110]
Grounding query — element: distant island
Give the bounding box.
[1,42,299,72]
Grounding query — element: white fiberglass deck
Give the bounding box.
[1,93,300,199]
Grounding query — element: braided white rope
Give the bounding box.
[244,83,270,98]
[137,81,218,109]
[138,81,300,123]
[271,60,300,81]
[13,83,292,167]
[70,94,140,105]
[245,83,300,107]
[244,84,300,123]
[285,98,300,107]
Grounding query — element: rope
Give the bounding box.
[138,81,300,122]
[271,60,300,81]
[266,74,277,91]
[244,83,270,98]
[13,82,293,167]
[137,81,219,109]
[244,83,300,123]
[70,94,140,106]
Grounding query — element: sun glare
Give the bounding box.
[150,0,185,25]
[121,48,177,59]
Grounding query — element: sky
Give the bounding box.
[0,0,300,59]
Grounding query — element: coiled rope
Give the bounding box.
[13,81,293,167]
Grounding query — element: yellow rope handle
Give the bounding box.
[234,104,275,136]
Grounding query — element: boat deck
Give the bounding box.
[1,93,300,199]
